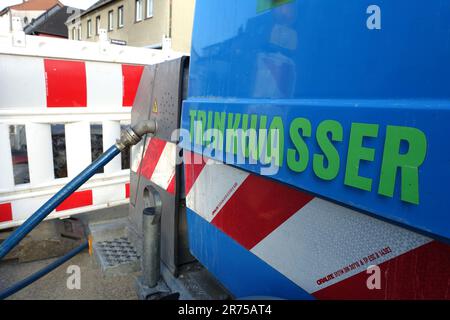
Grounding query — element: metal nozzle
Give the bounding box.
[116,119,157,150]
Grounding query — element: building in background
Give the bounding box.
[66,0,195,53]
[170,0,195,53]
[0,0,63,33]
[24,5,75,38]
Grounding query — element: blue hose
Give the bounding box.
[0,145,121,260]
[0,241,88,300]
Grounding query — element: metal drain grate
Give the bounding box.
[94,237,140,267]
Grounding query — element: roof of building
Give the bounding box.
[10,0,62,11]
[80,0,115,18]
[24,5,73,37]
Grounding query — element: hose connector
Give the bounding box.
[116,119,157,150]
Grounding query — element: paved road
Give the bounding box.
[0,205,138,300]
[0,250,138,300]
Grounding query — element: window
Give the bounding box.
[135,0,142,22]
[118,6,124,28]
[108,10,113,31]
[77,25,81,40]
[72,27,75,40]
[95,16,100,35]
[87,19,92,38]
[145,0,153,18]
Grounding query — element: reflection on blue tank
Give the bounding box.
[189,0,450,100]
[183,1,450,248]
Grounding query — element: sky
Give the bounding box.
[0,0,98,11]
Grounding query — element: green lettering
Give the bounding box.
[344,123,379,191]
[226,113,242,154]
[313,120,343,180]
[213,112,226,151]
[267,116,284,167]
[258,115,268,163]
[195,110,207,146]
[203,111,213,146]
[241,114,258,160]
[287,118,311,173]
[378,126,427,205]
[189,109,197,143]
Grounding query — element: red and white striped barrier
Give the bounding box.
[0,35,180,229]
[0,181,131,226]
[0,55,144,110]
[184,150,450,299]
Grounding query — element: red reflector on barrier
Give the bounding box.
[44,59,87,107]
[0,203,13,223]
[125,183,130,198]
[56,190,93,211]
[122,64,144,107]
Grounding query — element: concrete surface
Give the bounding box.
[0,205,230,300]
[0,205,138,300]
[77,204,129,225]
[88,217,128,242]
[0,251,139,300]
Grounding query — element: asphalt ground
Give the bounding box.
[0,205,138,300]
[0,250,139,300]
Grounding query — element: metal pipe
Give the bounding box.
[132,120,157,139]
[0,120,157,260]
[116,120,157,151]
[0,146,120,260]
[0,242,88,300]
[142,207,161,288]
